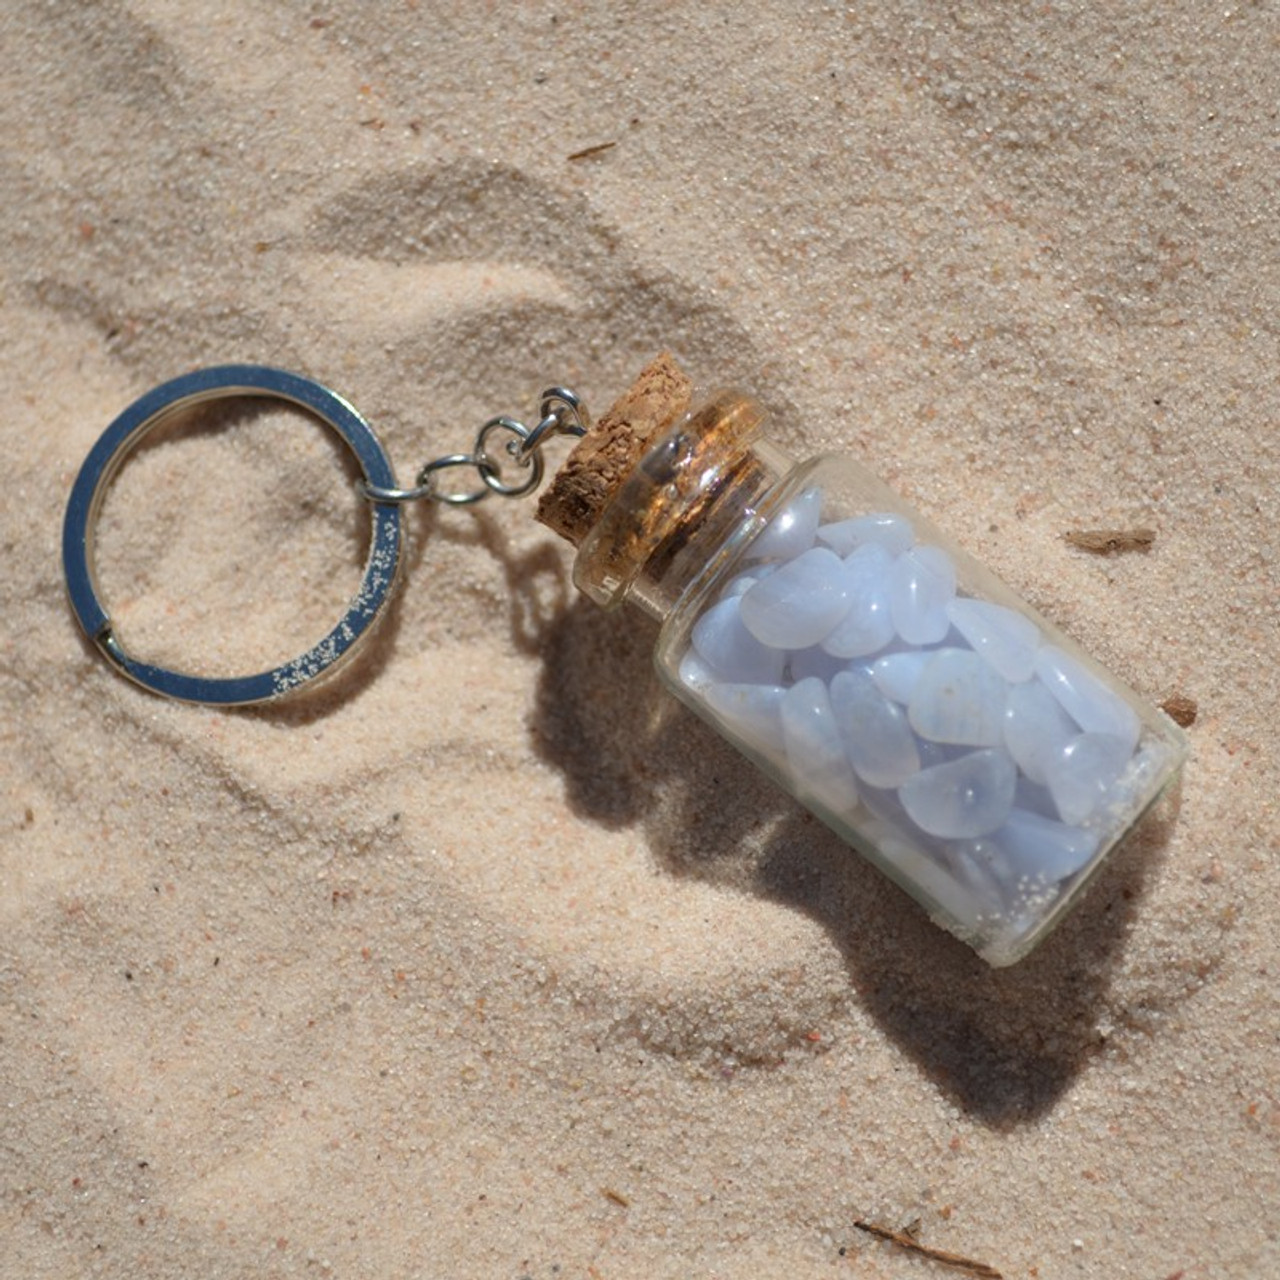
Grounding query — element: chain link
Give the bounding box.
[358,387,588,507]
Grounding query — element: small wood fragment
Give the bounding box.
[853,1219,1004,1279]
[601,1187,630,1207]
[1160,693,1198,728]
[1063,527,1156,555]
[568,140,618,161]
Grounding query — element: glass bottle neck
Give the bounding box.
[571,392,793,622]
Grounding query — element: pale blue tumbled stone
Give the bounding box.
[720,562,778,600]
[748,487,822,562]
[945,597,1041,683]
[1045,731,1134,825]
[1035,645,1141,753]
[691,596,787,685]
[787,644,849,685]
[888,545,956,644]
[1003,679,1079,784]
[1013,773,1061,820]
[915,737,970,770]
[870,649,941,704]
[830,668,921,788]
[898,748,1017,839]
[816,511,915,557]
[704,682,789,763]
[908,649,1008,747]
[938,837,1015,915]
[780,676,860,817]
[678,648,717,693]
[994,807,1100,881]
[820,542,896,658]
[739,546,853,650]
[860,780,910,828]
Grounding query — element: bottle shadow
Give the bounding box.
[530,594,1181,1128]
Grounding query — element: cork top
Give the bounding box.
[534,351,694,546]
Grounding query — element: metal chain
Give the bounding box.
[359,387,589,507]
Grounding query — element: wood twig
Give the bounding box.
[567,140,618,161]
[853,1219,1004,1279]
[1063,527,1156,555]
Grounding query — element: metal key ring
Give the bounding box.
[62,365,403,706]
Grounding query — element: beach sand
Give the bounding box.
[2,3,1277,1276]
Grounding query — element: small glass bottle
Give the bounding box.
[561,385,1186,966]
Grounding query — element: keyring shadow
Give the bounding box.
[251,500,579,725]
[527,593,1182,1128]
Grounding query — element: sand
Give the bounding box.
[3,3,1278,1277]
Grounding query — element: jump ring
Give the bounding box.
[414,452,494,506]
[475,417,545,498]
[539,386,589,434]
[516,392,588,465]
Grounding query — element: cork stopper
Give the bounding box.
[535,351,694,546]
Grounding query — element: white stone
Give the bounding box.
[816,511,914,557]
[703,682,789,762]
[1003,679,1079,784]
[819,542,896,658]
[908,649,1008,747]
[748,487,822,562]
[1035,645,1141,752]
[739,546,853,650]
[780,677,860,817]
[945,597,1040,683]
[830,668,921,788]
[1045,731,1134,826]
[994,808,1101,881]
[691,596,787,685]
[889,545,956,644]
[898,748,1017,839]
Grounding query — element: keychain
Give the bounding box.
[63,353,1186,965]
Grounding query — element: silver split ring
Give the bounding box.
[62,365,403,705]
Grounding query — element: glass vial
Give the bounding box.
[567,388,1186,965]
